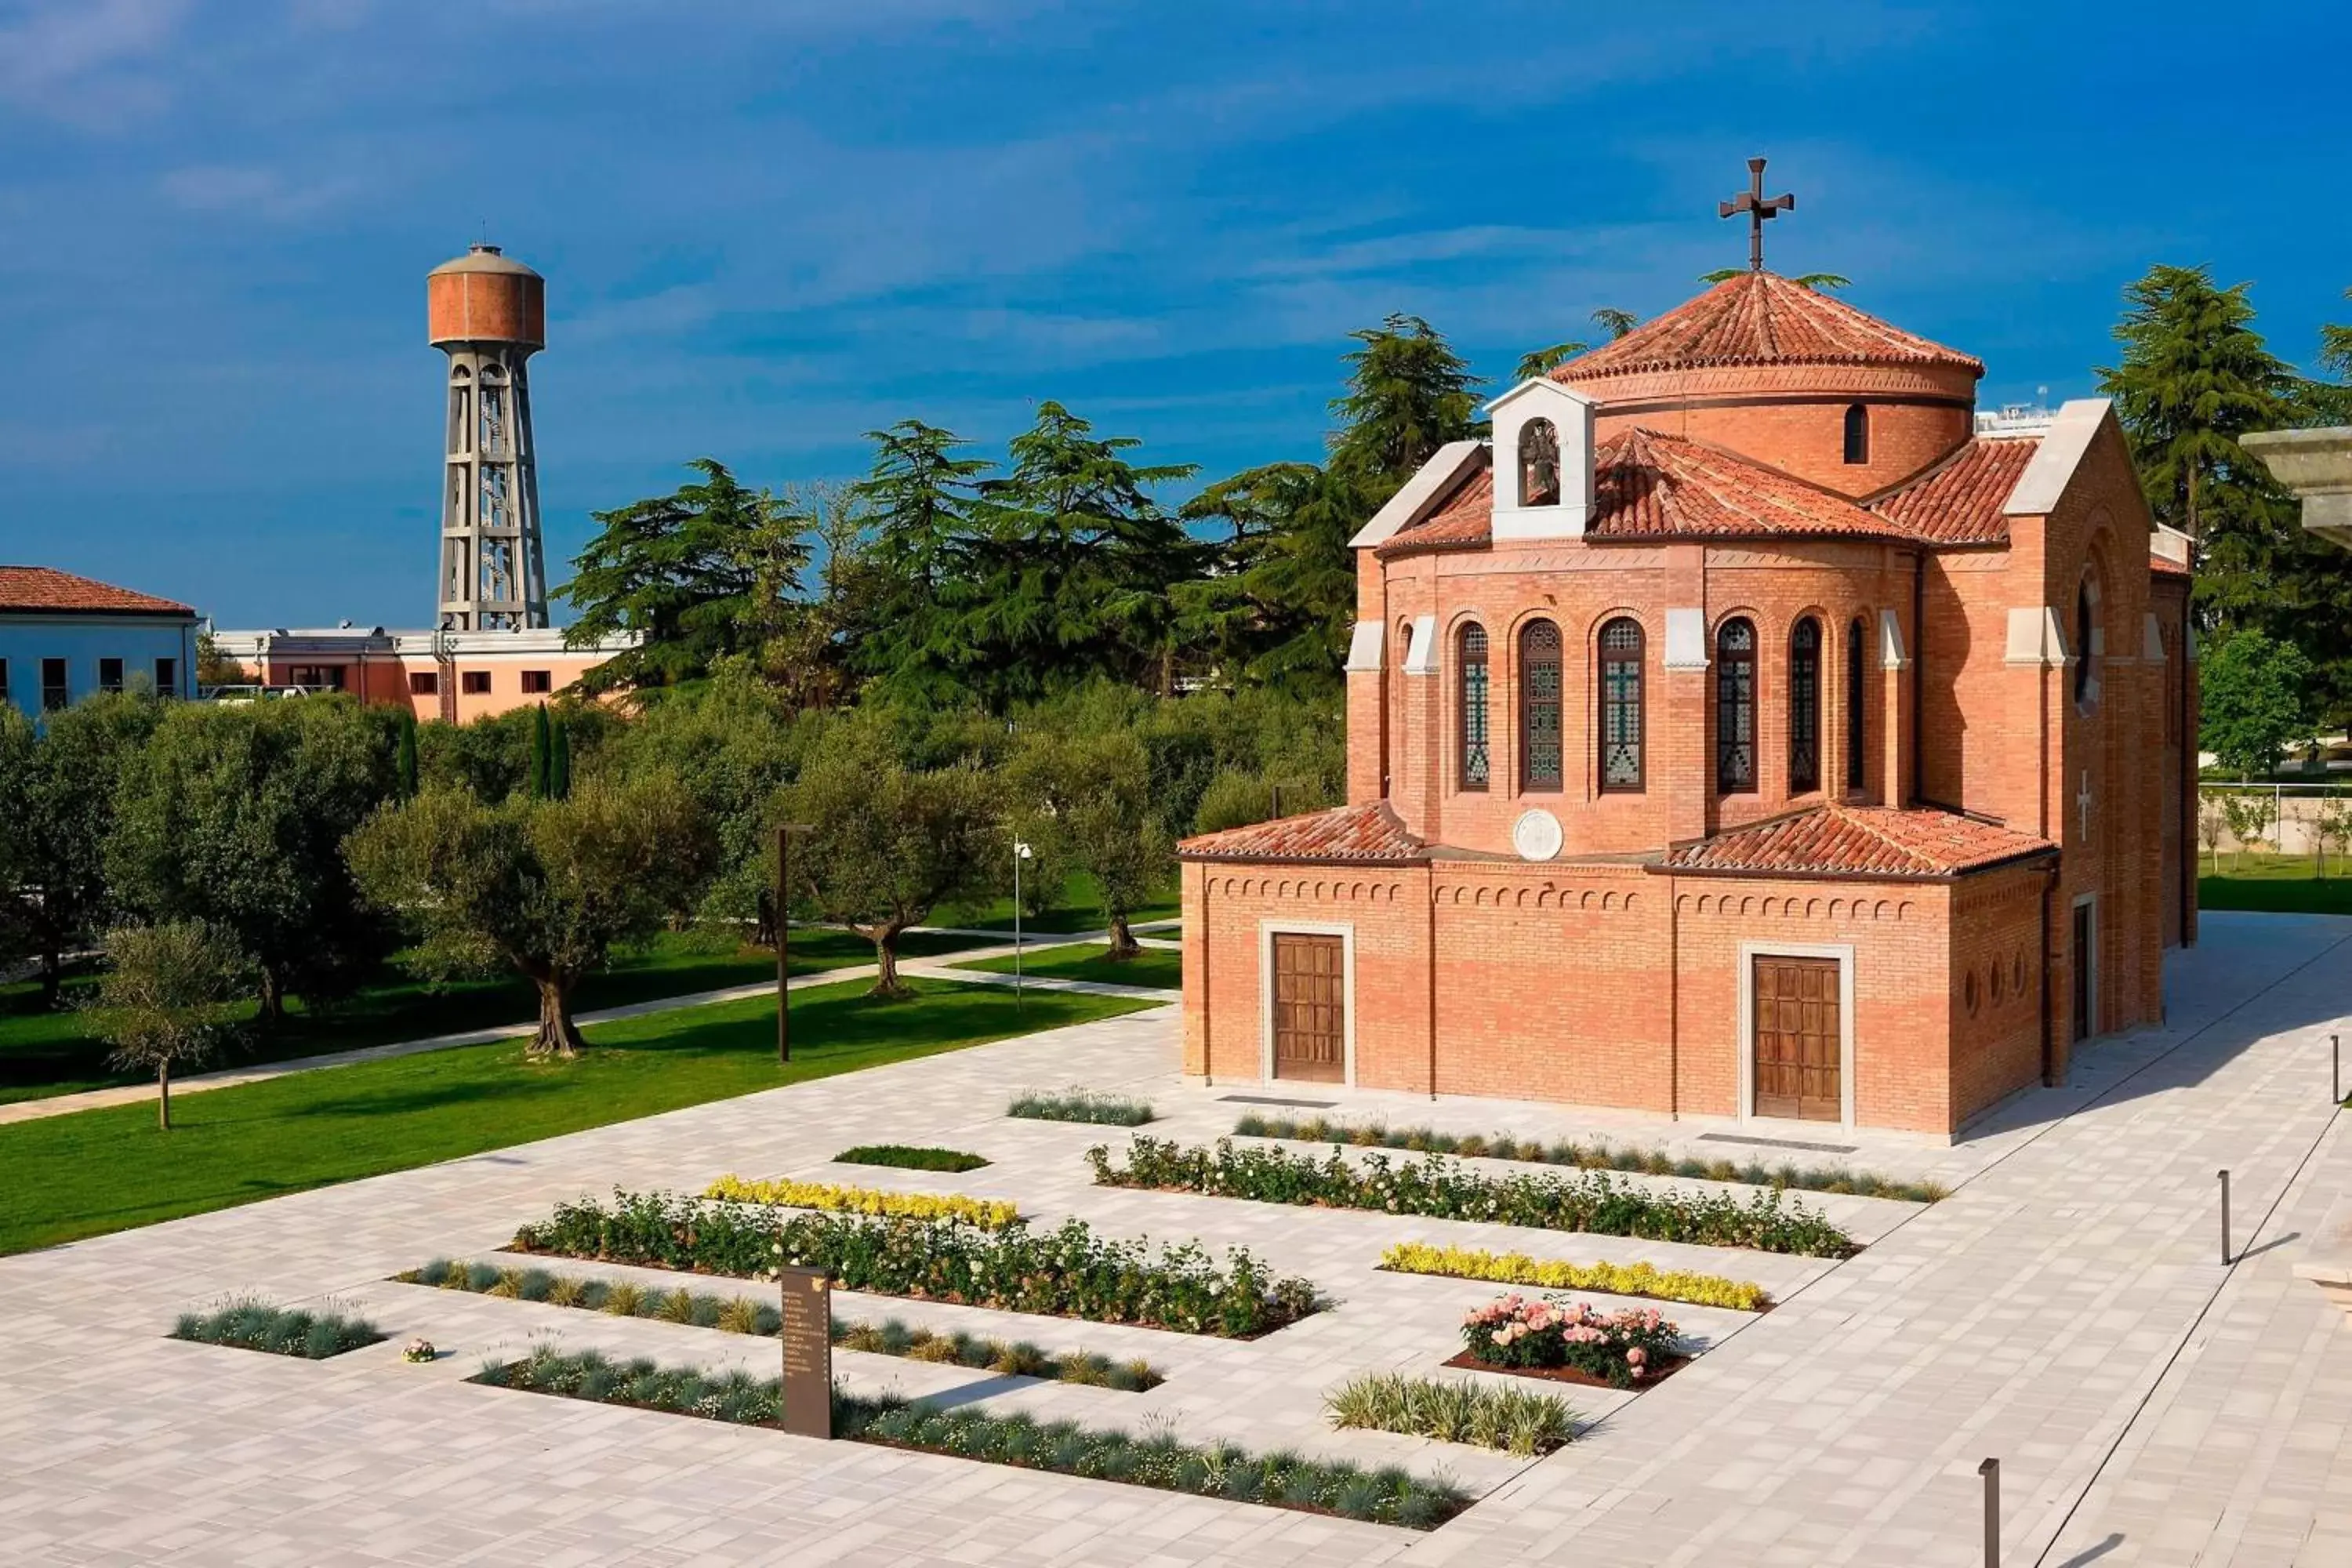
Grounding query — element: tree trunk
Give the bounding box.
[257,967,286,1025]
[39,939,60,1010]
[528,977,585,1058]
[1104,910,1140,960]
[157,1059,172,1131]
[869,928,911,1000]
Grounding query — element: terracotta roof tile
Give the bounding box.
[1558,271,1983,381]
[1657,806,2053,880]
[1867,435,2038,544]
[0,566,192,616]
[2150,548,2191,579]
[1178,801,1426,864]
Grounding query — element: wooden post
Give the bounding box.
[1977,1457,1999,1567]
[776,1265,832,1439]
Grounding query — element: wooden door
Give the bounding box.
[1753,956,1842,1122]
[1272,934,1345,1083]
[2072,902,2094,1042]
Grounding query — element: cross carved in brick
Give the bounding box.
[1719,156,1795,273]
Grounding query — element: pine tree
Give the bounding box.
[850,421,992,702]
[1591,307,1639,341]
[1327,314,1486,503]
[1175,461,1357,691]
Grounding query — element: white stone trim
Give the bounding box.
[1403,614,1439,676]
[2004,606,2067,666]
[1257,920,1356,1087]
[1343,619,1385,673]
[1878,608,1908,670]
[1737,942,1858,1133]
[1346,441,1486,550]
[2002,398,2111,515]
[1663,607,1710,670]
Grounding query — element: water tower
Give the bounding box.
[428,243,548,630]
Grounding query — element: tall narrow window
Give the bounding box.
[1789,618,1821,793]
[1599,618,1644,792]
[1520,620,1563,791]
[154,657,178,699]
[41,657,68,711]
[1519,419,1562,506]
[2074,580,2098,707]
[1846,616,1867,790]
[98,657,124,694]
[1716,619,1756,793]
[1842,404,1869,465]
[1458,624,1490,790]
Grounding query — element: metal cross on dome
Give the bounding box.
[1719,156,1795,272]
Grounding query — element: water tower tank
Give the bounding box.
[427,243,545,348]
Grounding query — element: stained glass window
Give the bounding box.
[1459,624,1490,790]
[1717,619,1755,794]
[1599,618,1643,792]
[1521,619,1563,791]
[1790,617,1821,793]
[1846,616,1868,790]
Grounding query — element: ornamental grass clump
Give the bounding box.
[170,1299,384,1359]
[1008,1091,1154,1127]
[834,1316,1162,1390]
[1379,1242,1769,1312]
[833,1145,990,1173]
[1324,1372,1579,1456]
[701,1174,1018,1229]
[473,1346,1465,1527]
[509,1189,1319,1337]
[1232,1113,1947,1203]
[1461,1295,1680,1388]
[1091,1138,1856,1258]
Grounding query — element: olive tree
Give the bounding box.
[1010,724,1168,957]
[83,920,249,1129]
[345,775,710,1058]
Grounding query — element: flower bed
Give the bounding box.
[170,1300,384,1359]
[1324,1371,1578,1456]
[1380,1242,1768,1312]
[1456,1295,1682,1388]
[1090,1138,1856,1258]
[401,1260,1163,1389]
[702,1174,1017,1229]
[1009,1091,1154,1126]
[474,1345,1468,1529]
[834,1145,989,1173]
[1234,1113,1947,1203]
[511,1189,1319,1338]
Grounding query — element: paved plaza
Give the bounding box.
[1,913,2347,1565]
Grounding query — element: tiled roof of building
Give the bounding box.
[1867,434,2041,544]
[1557,271,1984,382]
[2150,548,2192,579]
[1178,801,1427,863]
[0,566,193,616]
[1377,430,1916,557]
[1656,805,2054,880]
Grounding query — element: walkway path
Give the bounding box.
[0,927,1176,1128]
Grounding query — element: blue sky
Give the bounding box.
[0,0,2345,628]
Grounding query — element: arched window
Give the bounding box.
[2074,579,2101,709]
[1716,619,1756,794]
[1520,619,1563,791]
[1459,623,1490,790]
[1598,618,1644,793]
[1842,404,1869,465]
[1846,616,1867,790]
[1519,419,1562,506]
[1790,617,1821,793]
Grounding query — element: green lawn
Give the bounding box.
[943,872,1181,935]
[0,927,984,1107]
[2198,853,2352,916]
[953,942,1182,990]
[0,976,1152,1257]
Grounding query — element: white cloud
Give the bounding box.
[158,163,357,219]
[0,0,189,123]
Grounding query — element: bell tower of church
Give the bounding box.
[427,243,549,631]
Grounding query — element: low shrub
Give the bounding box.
[1091,1138,1856,1258]
[1324,1372,1578,1456]
[834,1145,990,1174]
[474,1345,1467,1529]
[1461,1295,1679,1388]
[1008,1091,1154,1127]
[510,1190,1319,1337]
[1380,1242,1768,1312]
[406,1258,783,1337]
[1233,1112,1948,1203]
[170,1299,384,1359]
[702,1174,1018,1229]
[836,1316,1161,1392]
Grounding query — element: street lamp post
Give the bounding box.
[775,822,813,1065]
[1013,840,1033,1012]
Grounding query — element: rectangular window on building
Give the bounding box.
[98,657,124,693]
[410,671,439,696]
[42,657,68,711]
[521,670,551,694]
[154,658,178,699]
[0,659,9,707]
[462,670,491,695]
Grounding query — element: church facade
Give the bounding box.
[1177,268,2197,1138]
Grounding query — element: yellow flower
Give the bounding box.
[702,1174,1018,1231]
[1377,1241,1766,1312]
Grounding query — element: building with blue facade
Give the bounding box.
[0,567,200,720]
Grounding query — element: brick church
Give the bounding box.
[1178,194,2196,1138]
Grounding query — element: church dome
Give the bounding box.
[1559,270,1980,383]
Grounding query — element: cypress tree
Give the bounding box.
[529,704,551,800]
[549,717,571,801]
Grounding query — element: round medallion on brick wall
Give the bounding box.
[1512,809,1564,862]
